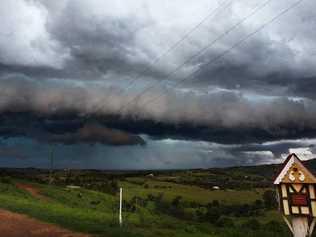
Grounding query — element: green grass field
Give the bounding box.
[0,171,296,237]
[121,178,265,204]
[0,155,314,236]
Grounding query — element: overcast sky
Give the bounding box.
[0,0,315,169]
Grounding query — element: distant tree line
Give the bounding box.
[122,190,277,224]
[119,190,283,234]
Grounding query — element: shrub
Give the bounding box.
[171,196,182,208]
[212,200,220,207]
[242,218,261,230]
[215,217,235,227]
[0,176,12,184]
[184,225,197,233]
[254,199,263,209]
[263,190,277,209]
[205,207,221,223]
[265,220,283,233]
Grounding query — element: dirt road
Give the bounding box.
[0,209,90,237]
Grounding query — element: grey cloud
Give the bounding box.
[0,109,145,146]
[2,0,316,97]
[2,75,316,142]
[0,0,69,68]
[0,147,28,160]
[227,141,307,158]
[44,0,163,79]
[1,0,316,169]
[49,123,145,146]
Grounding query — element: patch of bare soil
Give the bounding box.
[16,183,49,201]
[0,209,90,237]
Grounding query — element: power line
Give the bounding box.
[117,0,274,115]
[123,0,233,90]
[98,0,233,112]
[140,0,304,111]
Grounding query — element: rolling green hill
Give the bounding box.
[0,160,315,236]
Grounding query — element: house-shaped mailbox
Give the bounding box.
[274,153,316,217]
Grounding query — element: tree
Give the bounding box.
[262,190,277,209]
[254,199,263,209]
[215,217,235,227]
[171,196,182,208]
[265,220,283,233]
[242,218,261,230]
[205,207,221,223]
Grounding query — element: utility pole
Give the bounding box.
[49,145,54,185]
[119,187,123,226]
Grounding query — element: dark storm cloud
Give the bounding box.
[1,0,315,81]
[0,111,145,146]
[1,0,315,106]
[49,123,145,146]
[2,74,316,144]
[192,25,316,99]
[287,76,316,99]
[1,0,316,168]
[0,147,28,160]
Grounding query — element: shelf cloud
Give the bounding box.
[0,0,316,168]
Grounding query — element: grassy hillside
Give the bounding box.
[121,178,265,204]
[0,161,315,236]
[0,162,298,237]
[0,179,285,237]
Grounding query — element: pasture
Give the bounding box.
[0,166,298,237]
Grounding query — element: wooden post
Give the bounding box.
[119,187,122,226]
[292,217,309,237]
[282,215,294,234]
[49,145,54,185]
[283,216,316,237]
[273,154,316,237]
[309,219,316,237]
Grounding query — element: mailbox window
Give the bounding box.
[291,194,308,206]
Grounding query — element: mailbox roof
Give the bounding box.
[273,153,316,185]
